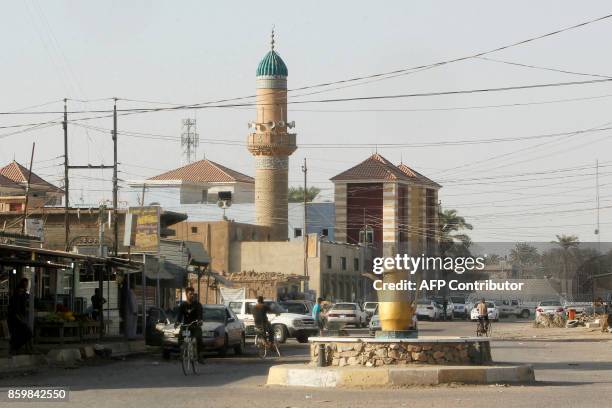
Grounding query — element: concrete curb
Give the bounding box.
[267,364,535,388]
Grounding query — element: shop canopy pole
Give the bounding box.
[142,253,146,338]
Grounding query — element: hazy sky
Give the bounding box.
[1,1,611,242]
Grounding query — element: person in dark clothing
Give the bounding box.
[175,287,204,362]
[91,288,106,321]
[7,278,32,355]
[252,296,273,343]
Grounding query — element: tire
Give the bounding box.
[234,335,245,355]
[520,310,530,319]
[162,348,171,360]
[218,334,229,356]
[357,318,363,328]
[255,334,267,359]
[295,333,309,343]
[273,325,288,344]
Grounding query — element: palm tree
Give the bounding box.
[509,242,540,278]
[288,186,320,203]
[552,234,579,296]
[439,209,473,257]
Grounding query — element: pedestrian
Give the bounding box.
[91,288,106,321]
[7,278,32,355]
[123,286,138,339]
[312,297,324,335]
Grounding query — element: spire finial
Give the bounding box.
[271,26,275,51]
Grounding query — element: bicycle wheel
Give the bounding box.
[255,335,267,359]
[274,341,281,357]
[181,341,191,376]
[486,323,493,337]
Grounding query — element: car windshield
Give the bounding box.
[364,302,377,309]
[280,303,308,314]
[333,303,357,310]
[487,302,496,308]
[417,300,431,305]
[246,301,286,314]
[228,302,242,315]
[203,307,226,323]
[451,297,465,304]
[539,301,561,306]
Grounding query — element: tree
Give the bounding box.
[439,209,473,257]
[509,242,540,278]
[288,186,320,203]
[552,234,580,296]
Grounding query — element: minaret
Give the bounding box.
[247,30,297,240]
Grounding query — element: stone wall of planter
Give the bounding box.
[310,341,490,367]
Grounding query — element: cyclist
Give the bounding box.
[477,298,489,333]
[175,287,204,362]
[252,296,274,344]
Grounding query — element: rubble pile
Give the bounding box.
[533,313,566,328]
[565,313,612,332]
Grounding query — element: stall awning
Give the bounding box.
[184,241,210,266]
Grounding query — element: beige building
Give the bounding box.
[0,161,63,213]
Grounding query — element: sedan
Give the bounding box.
[326,303,367,328]
[162,304,245,359]
[470,301,499,321]
[536,300,565,318]
[369,307,381,335]
[416,300,443,321]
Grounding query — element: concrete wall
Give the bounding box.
[229,240,304,275]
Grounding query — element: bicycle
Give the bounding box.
[476,317,492,337]
[254,327,281,359]
[179,320,201,375]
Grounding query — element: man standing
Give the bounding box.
[175,287,204,362]
[312,297,324,335]
[7,278,32,355]
[91,288,106,322]
[477,298,489,331]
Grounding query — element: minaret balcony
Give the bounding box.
[247,132,297,156]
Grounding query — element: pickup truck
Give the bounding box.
[227,298,318,343]
[497,299,532,318]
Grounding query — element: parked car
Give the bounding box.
[279,300,313,316]
[470,301,499,321]
[161,304,245,359]
[369,306,381,336]
[145,306,172,347]
[326,303,368,328]
[229,298,318,343]
[363,302,379,322]
[450,296,468,319]
[416,299,443,321]
[432,296,454,320]
[536,300,565,318]
[498,299,532,318]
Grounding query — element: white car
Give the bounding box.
[228,299,318,343]
[432,297,455,320]
[416,300,443,321]
[327,303,368,328]
[450,296,468,319]
[470,301,499,321]
[536,300,565,318]
[363,302,379,321]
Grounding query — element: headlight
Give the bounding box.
[292,319,301,326]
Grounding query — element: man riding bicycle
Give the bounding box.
[477,298,489,332]
[252,296,274,344]
[175,287,204,362]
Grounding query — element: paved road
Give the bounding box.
[1,320,611,408]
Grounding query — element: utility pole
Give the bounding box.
[595,159,601,251]
[21,142,35,235]
[63,99,69,251]
[301,158,308,279]
[112,98,119,256]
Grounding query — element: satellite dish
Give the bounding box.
[267,121,275,130]
[287,121,296,129]
[277,120,285,128]
[217,201,224,208]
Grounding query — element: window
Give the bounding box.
[326,255,332,269]
[354,258,359,271]
[228,302,243,315]
[321,228,329,237]
[359,226,374,244]
[341,257,347,270]
[294,228,303,238]
[201,189,208,204]
[191,226,198,234]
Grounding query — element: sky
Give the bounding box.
[1,0,611,243]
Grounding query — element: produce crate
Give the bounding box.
[34,321,80,344]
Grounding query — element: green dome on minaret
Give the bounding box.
[256,29,288,77]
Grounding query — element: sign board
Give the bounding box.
[25,218,44,240]
[128,206,160,253]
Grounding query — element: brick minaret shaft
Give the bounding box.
[247,32,296,240]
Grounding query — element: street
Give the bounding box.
[1,320,611,408]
